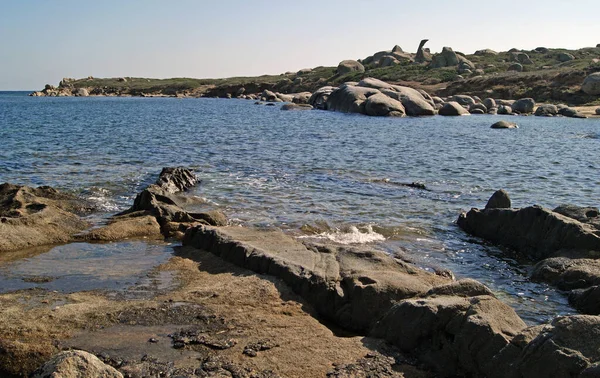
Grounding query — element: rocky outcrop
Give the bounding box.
[32,350,123,378]
[336,60,365,75]
[507,316,600,378]
[582,72,600,95]
[459,191,600,317]
[0,184,91,252]
[371,293,526,377]
[415,39,431,63]
[156,167,198,193]
[475,49,498,56]
[92,168,225,240]
[321,79,435,117]
[438,101,469,116]
[458,201,600,261]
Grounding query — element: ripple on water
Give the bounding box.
[1,93,598,323]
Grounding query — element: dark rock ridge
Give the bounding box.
[458,190,600,315]
[182,224,600,377]
[109,167,226,240]
[0,183,92,252]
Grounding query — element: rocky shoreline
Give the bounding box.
[29,42,600,121]
[1,168,599,376]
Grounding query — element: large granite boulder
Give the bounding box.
[559,107,588,118]
[558,52,576,62]
[439,101,469,116]
[431,47,459,68]
[452,95,476,106]
[475,49,498,56]
[483,98,496,109]
[326,84,380,114]
[0,184,91,252]
[337,60,365,75]
[535,104,559,117]
[32,350,123,378]
[308,86,336,110]
[582,72,600,95]
[364,93,406,117]
[485,189,511,209]
[508,63,523,72]
[356,78,435,116]
[292,92,312,104]
[511,52,533,65]
[512,98,535,114]
[532,257,600,291]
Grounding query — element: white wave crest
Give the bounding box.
[301,225,386,245]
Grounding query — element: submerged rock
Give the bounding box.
[491,120,518,129]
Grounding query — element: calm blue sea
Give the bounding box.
[1,91,599,323]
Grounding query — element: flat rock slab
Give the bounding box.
[183,226,449,331]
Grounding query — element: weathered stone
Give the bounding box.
[532,257,600,291]
[559,107,588,118]
[469,103,487,114]
[512,98,535,113]
[508,63,523,72]
[308,86,336,110]
[570,286,600,315]
[356,78,435,116]
[364,93,406,117]
[76,88,89,97]
[511,52,533,65]
[458,205,600,261]
[485,190,511,209]
[582,72,600,95]
[452,95,476,106]
[337,60,365,75]
[415,39,431,63]
[534,104,558,117]
[326,85,379,114]
[0,184,91,252]
[431,47,459,68]
[510,316,600,377]
[558,52,576,62]
[182,225,449,332]
[475,49,498,56]
[491,120,518,129]
[497,105,513,115]
[281,103,313,111]
[438,101,469,116]
[156,167,198,193]
[371,294,526,377]
[292,92,312,104]
[483,98,497,109]
[32,350,123,378]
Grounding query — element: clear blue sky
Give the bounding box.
[1,0,599,90]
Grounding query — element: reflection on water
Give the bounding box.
[1,93,599,323]
[0,241,173,293]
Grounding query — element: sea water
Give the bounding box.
[1,92,599,324]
